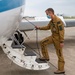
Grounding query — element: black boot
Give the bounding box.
[39,58,49,61]
[54,70,65,74]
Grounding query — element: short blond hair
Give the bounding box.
[45,8,54,14]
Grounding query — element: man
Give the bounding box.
[35,8,65,74]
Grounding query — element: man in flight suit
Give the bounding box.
[35,8,65,74]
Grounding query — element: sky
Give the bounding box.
[24,0,75,17]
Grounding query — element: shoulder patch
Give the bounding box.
[57,21,61,24]
[59,25,63,31]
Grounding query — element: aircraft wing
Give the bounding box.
[65,19,75,27]
[19,20,49,31]
[19,17,75,31]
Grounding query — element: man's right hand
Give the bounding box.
[35,26,40,29]
[60,43,64,48]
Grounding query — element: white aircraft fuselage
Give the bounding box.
[0,0,50,70]
[0,0,25,45]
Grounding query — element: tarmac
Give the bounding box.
[0,27,75,75]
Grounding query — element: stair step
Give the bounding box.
[35,58,47,63]
[24,50,36,56]
[11,42,25,49]
[2,40,50,70]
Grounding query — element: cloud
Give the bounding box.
[24,0,75,16]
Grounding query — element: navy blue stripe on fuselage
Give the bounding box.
[0,0,25,12]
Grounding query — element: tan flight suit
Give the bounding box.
[39,15,65,71]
